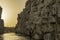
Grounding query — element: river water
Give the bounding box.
[0,33,30,40]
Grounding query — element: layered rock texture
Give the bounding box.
[15,0,60,40]
[0,7,4,34]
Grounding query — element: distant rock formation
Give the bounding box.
[0,7,4,34]
[15,0,60,40]
[4,27,15,33]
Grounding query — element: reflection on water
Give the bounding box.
[0,34,3,40]
[0,33,30,40]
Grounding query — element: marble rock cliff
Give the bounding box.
[15,0,60,40]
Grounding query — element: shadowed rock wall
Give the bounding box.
[15,0,60,40]
[0,7,4,34]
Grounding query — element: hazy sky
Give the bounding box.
[0,0,27,27]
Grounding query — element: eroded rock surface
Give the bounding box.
[15,0,60,40]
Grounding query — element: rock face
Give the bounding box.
[15,0,60,40]
[0,7,4,34]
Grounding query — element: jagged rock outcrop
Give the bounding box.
[0,7,4,34]
[15,0,60,40]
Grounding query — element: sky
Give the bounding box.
[0,0,27,27]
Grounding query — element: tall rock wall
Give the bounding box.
[0,7,4,34]
[15,0,60,40]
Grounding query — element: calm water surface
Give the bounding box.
[0,33,29,40]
